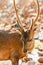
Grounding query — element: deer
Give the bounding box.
[0,0,40,65]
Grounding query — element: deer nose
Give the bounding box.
[23,49,27,53]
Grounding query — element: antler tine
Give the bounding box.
[30,0,40,30]
[13,0,24,33]
[33,0,40,24]
[29,0,40,39]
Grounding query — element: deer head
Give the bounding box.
[13,0,40,53]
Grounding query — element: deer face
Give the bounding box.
[21,31,30,53]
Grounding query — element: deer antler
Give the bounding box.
[33,0,40,24]
[27,0,40,52]
[30,0,40,31]
[13,0,24,33]
[13,0,40,32]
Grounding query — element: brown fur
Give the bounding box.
[0,31,26,65]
